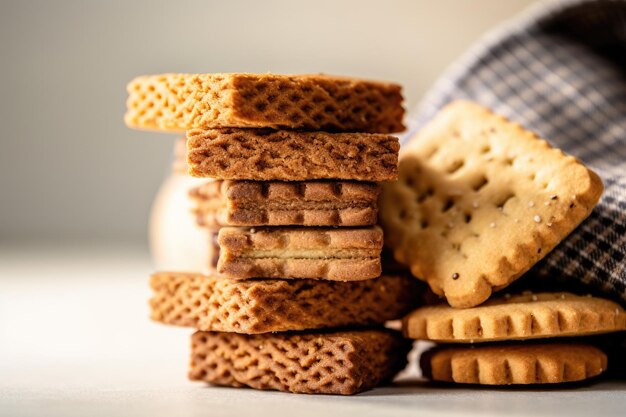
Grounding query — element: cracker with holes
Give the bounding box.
[190,180,380,228]
[217,226,383,280]
[125,73,405,133]
[403,292,626,342]
[420,343,607,385]
[380,100,603,308]
[187,128,399,181]
[149,272,418,333]
[190,329,412,395]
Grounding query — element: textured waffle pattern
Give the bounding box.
[217,226,383,280]
[217,258,382,281]
[187,128,399,181]
[381,101,603,308]
[189,180,380,227]
[125,73,405,133]
[421,343,607,385]
[189,329,412,395]
[219,226,383,251]
[149,272,418,333]
[403,292,626,343]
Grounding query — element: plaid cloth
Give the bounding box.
[403,0,626,304]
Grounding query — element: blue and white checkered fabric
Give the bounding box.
[404,0,626,304]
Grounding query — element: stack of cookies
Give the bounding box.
[381,101,626,385]
[125,73,418,394]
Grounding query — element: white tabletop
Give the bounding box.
[1,244,624,417]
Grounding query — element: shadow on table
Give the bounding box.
[358,375,625,396]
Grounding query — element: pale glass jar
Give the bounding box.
[148,138,210,273]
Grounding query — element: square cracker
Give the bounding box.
[189,180,380,227]
[380,101,603,308]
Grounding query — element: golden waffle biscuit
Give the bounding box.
[187,128,399,181]
[380,100,603,308]
[421,343,607,385]
[190,180,380,228]
[149,272,419,333]
[217,226,383,280]
[189,329,412,395]
[125,73,405,133]
[403,292,626,342]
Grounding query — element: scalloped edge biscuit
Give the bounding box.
[380,100,603,308]
[403,292,626,342]
[421,343,607,385]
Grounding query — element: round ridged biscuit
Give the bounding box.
[421,343,607,385]
[403,292,626,342]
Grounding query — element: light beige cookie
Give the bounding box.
[380,100,603,308]
[403,292,626,342]
[421,343,607,385]
[125,73,404,133]
[217,226,383,280]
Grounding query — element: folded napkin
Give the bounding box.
[404,0,626,304]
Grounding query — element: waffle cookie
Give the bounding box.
[149,272,418,333]
[403,292,626,343]
[190,180,380,228]
[217,226,383,280]
[186,128,399,181]
[125,73,405,133]
[421,343,607,385]
[189,329,412,395]
[380,100,603,308]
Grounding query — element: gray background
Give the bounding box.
[0,0,533,246]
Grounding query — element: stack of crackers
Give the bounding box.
[125,73,419,394]
[126,74,625,391]
[381,101,626,385]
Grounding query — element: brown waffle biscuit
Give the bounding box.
[186,128,399,181]
[190,180,380,227]
[421,343,607,385]
[403,292,626,343]
[189,329,412,395]
[217,226,383,280]
[380,101,603,308]
[125,73,405,133]
[149,271,418,333]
